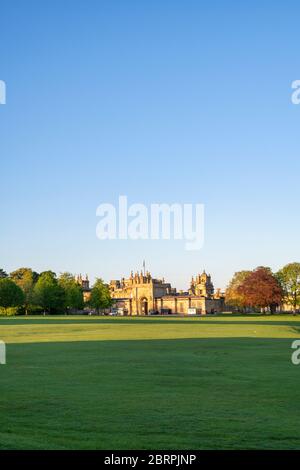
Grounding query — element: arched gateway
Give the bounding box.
[140,297,148,315]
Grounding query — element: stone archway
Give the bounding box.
[140,297,148,316]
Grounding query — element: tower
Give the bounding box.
[189,271,214,298]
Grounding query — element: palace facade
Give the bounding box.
[76,274,91,302]
[109,270,224,315]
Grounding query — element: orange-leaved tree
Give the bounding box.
[237,267,283,313]
[225,270,252,310]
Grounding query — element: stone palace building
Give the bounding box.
[109,270,224,315]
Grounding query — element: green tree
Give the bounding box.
[0,269,8,279]
[10,267,38,315]
[39,270,56,279]
[0,278,25,314]
[58,273,84,312]
[10,267,39,283]
[89,278,112,314]
[33,272,65,314]
[277,262,300,313]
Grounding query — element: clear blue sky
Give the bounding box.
[1,1,299,290]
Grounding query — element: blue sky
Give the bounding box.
[0,0,299,290]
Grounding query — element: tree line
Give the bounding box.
[0,268,112,315]
[1,263,299,316]
[225,263,300,313]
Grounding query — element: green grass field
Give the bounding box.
[1,314,300,450]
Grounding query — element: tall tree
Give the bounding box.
[225,270,251,310]
[10,267,39,283]
[58,273,84,312]
[33,272,65,314]
[277,263,300,313]
[0,278,24,314]
[10,268,38,315]
[237,267,283,313]
[0,269,8,279]
[89,278,112,314]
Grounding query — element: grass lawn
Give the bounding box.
[0,314,300,449]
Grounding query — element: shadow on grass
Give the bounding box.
[1,337,300,450]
